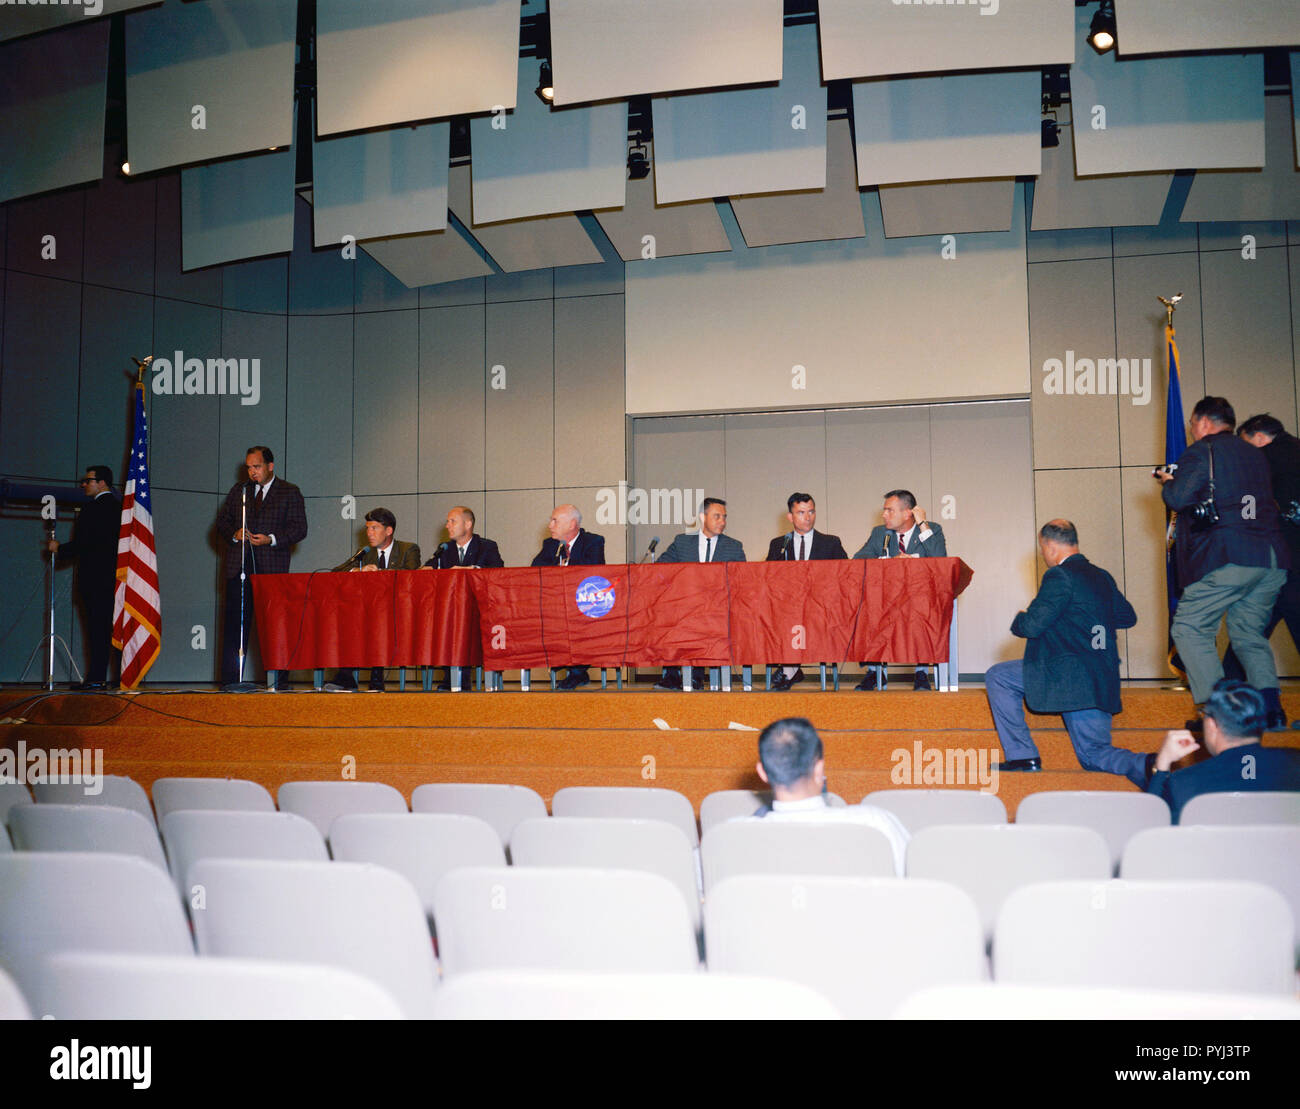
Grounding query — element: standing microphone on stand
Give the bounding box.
[640,536,660,564]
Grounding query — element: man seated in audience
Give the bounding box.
[1146,679,1300,823]
[748,717,910,876]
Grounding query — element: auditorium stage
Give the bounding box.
[6,683,1300,819]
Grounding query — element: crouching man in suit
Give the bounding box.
[325,507,420,692]
[984,519,1151,787]
[653,497,745,690]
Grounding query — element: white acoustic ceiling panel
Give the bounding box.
[469,59,626,225]
[181,144,295,271]
[852,70,1041,187]
[1030,108,1172,231]
[1182,97,1300,223]
[818,0,1074,81]
[312,117,449,248]
[448,165,602,273]
[1115,0,1300,55]
[0,20,109,204]
[652,22,825,206]
[316,0,520,136]
[594,145,732,261]
[1070,5,1264,177]
[0,0,156,43]
[879,179,1016,238]
[124,0,295,175]
[731,119,866,248]
[361,230,493,289]
[548,0,782,106]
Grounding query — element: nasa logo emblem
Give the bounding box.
[575,575,615,618]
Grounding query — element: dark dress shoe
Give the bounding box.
[434,680,452,692]
[653,675,683,691]
[771,669,805,691]
[557,671,591,691]
[912,670,932,691]
[367,682,386,693]
[854,671,879,692]
[995,757,1041,772]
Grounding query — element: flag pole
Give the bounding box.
[1158,293,1189,689]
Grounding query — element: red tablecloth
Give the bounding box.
[254,559,972,671]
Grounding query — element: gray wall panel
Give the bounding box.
[289,196,354,316]
[418,492,488,563]
[287,314,353,500]
[352,310,419,496]
[723,411,829,557]
[486,269,553,303]
[153,489,222,683]
[355,249,419,313]
[154,174,223,307]
[1120,464,1176,680]
[420,277,486,308]
[83,175,157,295]
[4,190,84,282]
[78,285,154,480]
[629,415,726,565]
[1,271,80,479]
[1112,221,1198,258]
[150,297,223,492]
[293,495,352,583]
[418,304,486,494]
[485,487,558,573]
[1026,225,1111,264]
[485,299,554,491]
[218,310,288,482]
[223,258,288,314]
[554,262,625,299]
[1028,258,1121,470]
[555,295,624,488]
[1198,221,1287,253]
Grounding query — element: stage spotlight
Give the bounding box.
[536,61,554,104]
[627,143,650,180]
[1041,119,1059,148]
[1088,1,1116,54]
[120,161,131,176]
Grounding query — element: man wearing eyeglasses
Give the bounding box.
[46,466,121,690]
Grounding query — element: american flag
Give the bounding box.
[113,381,161,688]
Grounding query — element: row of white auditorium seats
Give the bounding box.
[6,801,1300,951]
[1,853,1296,1019]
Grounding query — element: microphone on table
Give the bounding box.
[781,534,792,560]
[432,541,450,567]
[883,530,891,558]
[640,536,660,564]
[330,547,366,573]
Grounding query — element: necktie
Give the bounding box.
[379,550,387,570]
[560,543,569,565]
[898,530,907,555]
[706,537,714,563]
[459,546,466,565]
[797,536,806,561]
[254,485,264,510]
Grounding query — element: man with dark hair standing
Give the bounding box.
[325,507,420,692]
[1146,680,1300,823]
[422,506,504,570]
[750,716,910,875]
[654,497,745,691]
[1156,397,1289,727]
[853,489,948,691]
[765,493,847,690]
[984,520,1151,786]
[47,466,120,690]
[1223,413,1300,689]
[532,504,605,690]
[216,446,307,690]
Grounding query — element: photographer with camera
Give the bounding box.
[1155,397,1289,727]
[1221,414,1300,696]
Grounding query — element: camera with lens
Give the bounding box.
[1283,501,1300,526]
[1186,497,1220,531]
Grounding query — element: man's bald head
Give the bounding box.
[1038,519,1079,567]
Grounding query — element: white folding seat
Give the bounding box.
[329,812,504,918]
[190,859,438,1019]
[551,786,699,846]
[34,952,403,1020]
[33,774,155,827]
[8,803,167,870]
[705,875,985,1020]
[151,777,275,822]
[994,880,1294,995]
[1015,789,1171,873]
[0,780,33,826]
[510,817,699,930]
[432,970,841,1020]
[0,826,10,853]
[1121,825,1300,963]
[701,820,896,894]
[0,853,194,1005]
[277,780,408,838]
[433,866,699,977]
[160,809,327,898]
[410,783,547,849]
[0,965,30,1020]
[698,789,847,835]
[1179,791,1300,826]
[894,983,1300,1020]
[907,824,1111,944]
[859,788,1006,833]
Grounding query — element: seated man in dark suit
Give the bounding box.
[325,507,421,692]
[765,492,847,691]
[531,504,605,691]
[852,489,948,691]
[984,519,1151,787]
[422,506,504,570]
[653,497,745,691]
[1146,679,1300,823]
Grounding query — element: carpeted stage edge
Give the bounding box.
[4,685,1300,819]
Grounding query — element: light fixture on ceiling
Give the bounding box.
[120,161,131,176]
[1088,1,1116,55]
[536,61,554,104]
[627,141,650,181]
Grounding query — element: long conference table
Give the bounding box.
[253,557,974,691]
